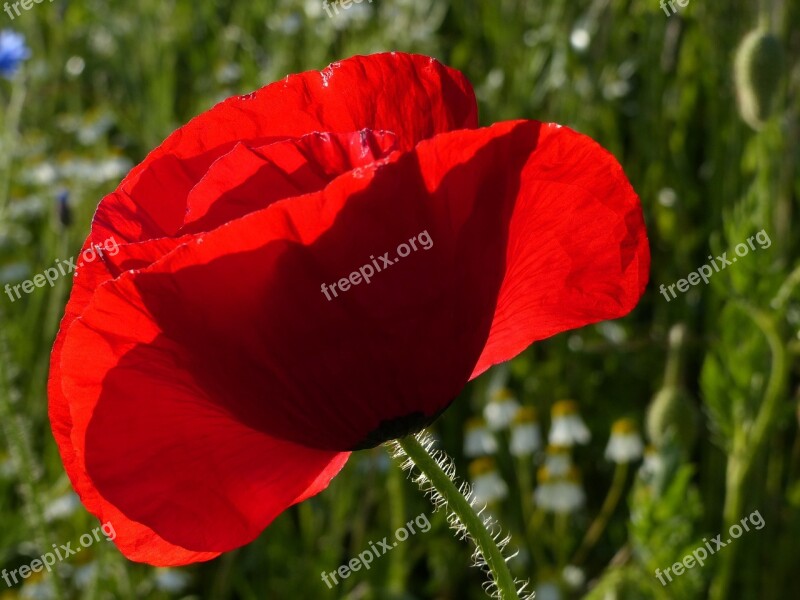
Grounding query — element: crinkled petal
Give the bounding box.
[91,52,477,246]
[102,130,398,275]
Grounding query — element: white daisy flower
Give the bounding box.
[535,581,562,600]
[548,400,591,446]
[469,457,508,505]
[639,445,665,480]
[534,466,585,514]
[154,568,192,593]
[605,418,644,463]
[464,417,498,457]
[43,492,80,522]
[562,565,585,590]
[549,481,585,513]
[509,406,542,456]
[543,445,572,476]
[484,387,521,430]
[74,563,98,589]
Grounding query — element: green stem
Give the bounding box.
[772,262,800,309]
[517,456,550,570]
[554,512,569,570]
[735,303,789,484]
[386,456,409,593]
[394,434,522,600]
[571,462,629,566]
[711,303,789,600]
[757,0,773,30]
[527,508,552,562]
[0,72,27,220]
[663,323,687,388]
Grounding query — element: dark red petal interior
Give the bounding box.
[59,278,349,555]
[49,53,488,565]
[67,119,647,453]
[55,119,647,557]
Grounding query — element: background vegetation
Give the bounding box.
[1,0,798,598]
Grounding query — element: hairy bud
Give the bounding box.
[734,27,784,130]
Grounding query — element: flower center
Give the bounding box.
[351,411,441,450]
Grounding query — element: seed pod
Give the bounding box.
[734,27,784,130]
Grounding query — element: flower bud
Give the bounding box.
[56,189,72,228]
[646,324,698,453]
[734,27,784,130]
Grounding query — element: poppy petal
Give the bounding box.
[63,120,647,463]
[91,52,477,246]
[469,123,649,377]
[59,285,349,557]
[102,130,398,275]
[48,239,220,565]
[181,129,398,233]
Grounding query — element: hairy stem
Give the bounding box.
[391,433,526,600]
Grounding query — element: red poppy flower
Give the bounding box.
[49,52,649,566]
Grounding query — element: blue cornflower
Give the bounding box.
[0,30,30,79]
